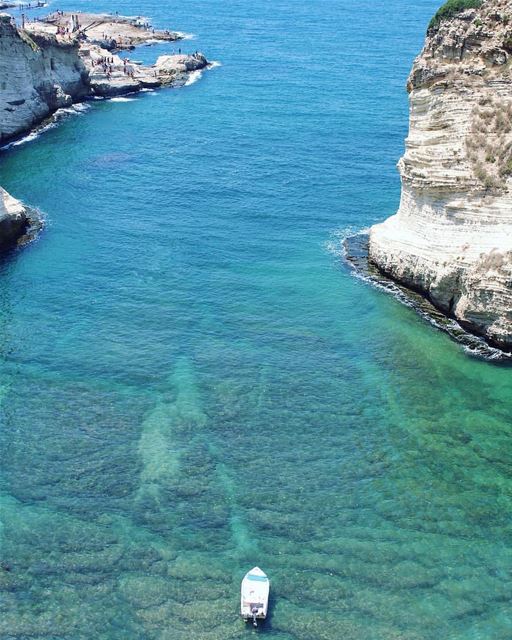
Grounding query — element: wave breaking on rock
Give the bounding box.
[343,230,512,364]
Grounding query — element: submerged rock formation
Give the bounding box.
[369,0,512,351]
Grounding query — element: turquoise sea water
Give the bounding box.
[1,1,512,638]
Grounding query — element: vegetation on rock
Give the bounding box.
[466,96,512,191]
[428,0,483,31]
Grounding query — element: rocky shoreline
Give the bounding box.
[0,10,210,249]
[368,0,512,352]
[0,188,42,251]
[345,232,512,363]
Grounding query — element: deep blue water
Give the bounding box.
[2,1,512,638]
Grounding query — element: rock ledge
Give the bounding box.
[369,0,512,351]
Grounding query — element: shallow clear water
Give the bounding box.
[1,1,512,638]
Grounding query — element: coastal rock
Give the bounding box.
[81,50,207,97]
[156,53,208,74]
[369,0,512,351]
[84,50,161,97]
[0,187,38,250]
[155,53,208,85]
[44,12,183,49]
[0,12,208,137]
[0,14,89,143]
[0,12,210,248]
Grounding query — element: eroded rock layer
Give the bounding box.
[0,12,209,141]
[0,187,39,250]
[369,0,512,350]
[0,14,89,142]
[0,12,209,249]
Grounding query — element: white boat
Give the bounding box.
[240,567,270,627]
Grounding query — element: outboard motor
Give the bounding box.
[251,606,258,627]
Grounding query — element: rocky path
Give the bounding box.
[39,11,182,49]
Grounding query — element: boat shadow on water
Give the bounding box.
[342,232,512,366]
[241,591,277,634]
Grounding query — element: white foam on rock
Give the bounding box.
[109,96,136,102]
[185,69,203,86]
[1,103,90,149]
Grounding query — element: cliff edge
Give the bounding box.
[0,13,89,142]
[0,12,209,250]
[0,187,39,249]
[369,0,512,351]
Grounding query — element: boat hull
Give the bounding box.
[240,567,270,625]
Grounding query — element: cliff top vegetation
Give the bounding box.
[428,0,483,30]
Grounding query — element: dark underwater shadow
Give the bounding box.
[240,587,278,635]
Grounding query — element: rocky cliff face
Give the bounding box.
[0,14,89,142]
[369,0,512,351]
[0,187,38,249]
[0,12,209,250]
[0,13,87,249]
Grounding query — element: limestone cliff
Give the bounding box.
[0,187,39,249]
[0,14,88,249]
[0,12,209,250]
[0,14,89,142]
[369,0,512,351]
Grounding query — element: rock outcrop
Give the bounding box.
[0,14,85,248]
[0,187,39,250]
[0,11,208,138]
[44,11,183,49]
[0,13,89,142]
[369,0,512,351]
[0,12,209,250]
[156,53,208,85]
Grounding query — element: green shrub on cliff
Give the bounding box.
[18,28,40,52]
[503,35,512,52]
[428,0,482,31]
